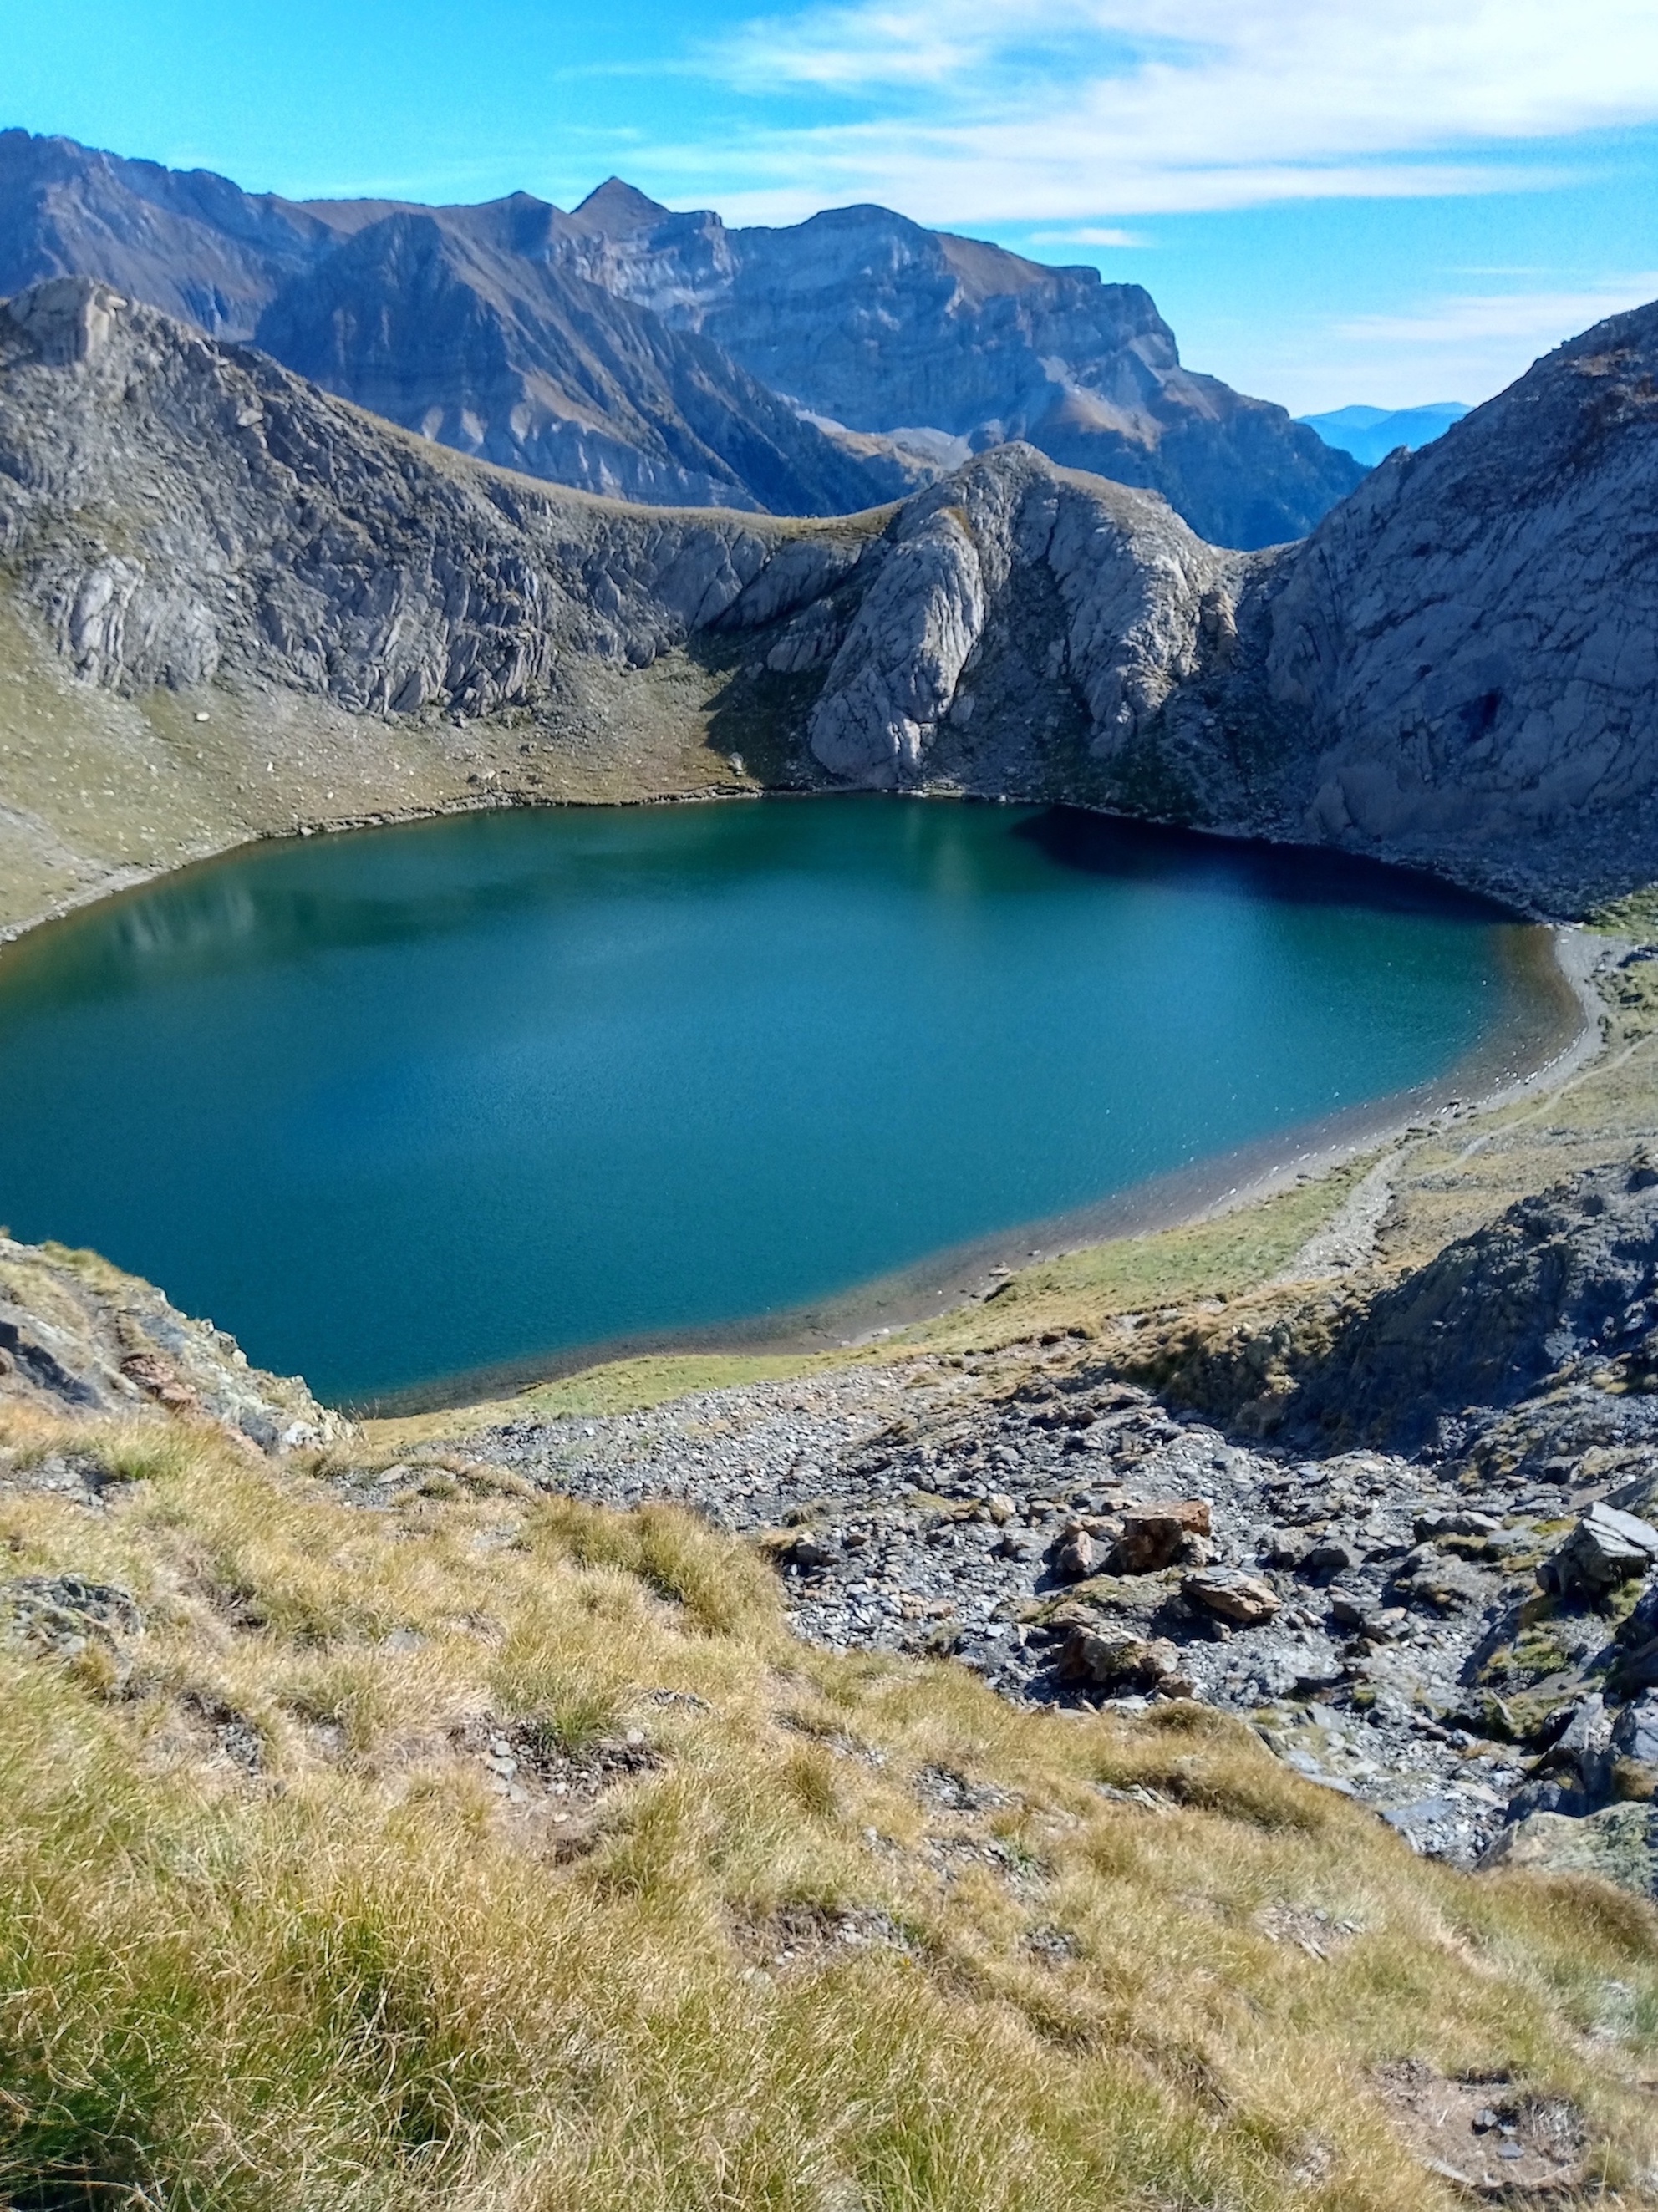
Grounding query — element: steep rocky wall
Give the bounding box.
[1245,303,1658,910]
[0,279,879,723]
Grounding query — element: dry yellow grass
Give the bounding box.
[3,1406,1657,2209]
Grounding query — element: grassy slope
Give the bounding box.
[5,1403,1658,2209]
[0,589,794,943]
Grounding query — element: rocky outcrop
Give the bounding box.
[0,278,881,725]
[1246,303,1658,909]
[1289,1152,1658,1452]
[805,445,1242,786]
[557,187,1363,551]
[0,1233,340,1450]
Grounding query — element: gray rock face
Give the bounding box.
[255,207,911,517]
[0,279,878,725]
[806,444,1242,786]
[1291,1153,1658,1451]
[0,1233,341,1451]
[557,189,1363,550]
[1251,303,1658,908]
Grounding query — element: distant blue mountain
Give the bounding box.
[1297,401,1471,469]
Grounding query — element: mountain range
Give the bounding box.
[1299,403,1471,468]
[0,128,1360,547]
[1,272,1652,933]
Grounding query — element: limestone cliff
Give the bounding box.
[556,186,1362,550]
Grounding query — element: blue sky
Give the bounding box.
[9,0,1658,413]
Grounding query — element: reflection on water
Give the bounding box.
[0,798,1544,1404]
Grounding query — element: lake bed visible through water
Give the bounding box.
[0,799,1576,1406]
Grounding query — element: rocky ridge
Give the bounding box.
[252,204,914,516]
[0,130,1360,544]
[3,273,1655,916]
[557,184,1363,549]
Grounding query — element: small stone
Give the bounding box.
[1052,1529,1096,1579]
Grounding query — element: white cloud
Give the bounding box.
[693,0,1658,222]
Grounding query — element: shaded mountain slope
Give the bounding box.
[0,131,1358,540]
[254,209,914,515]
[0,126,359,335]
[1244,301,1658,907]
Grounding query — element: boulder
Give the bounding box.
[1111,1501,1211,1575]
[1481,1801,1658,1899]
[1523,1696,1615,1807]
[1056,1625,1193,1696]
[1182,1569,1281,1628]
[1539,1503,1658,1599]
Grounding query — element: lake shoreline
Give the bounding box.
[350,917,1602,1420]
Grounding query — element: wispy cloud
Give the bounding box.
[1030,226,1151,247]
[1226,272,1658,415]
[685,0,1658,222]
[1337,277,1658,349]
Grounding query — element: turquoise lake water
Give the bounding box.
[0,799,1552,1406]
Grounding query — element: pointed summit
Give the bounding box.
[571,176,670,237]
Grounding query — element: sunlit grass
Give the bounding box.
[1,1406,1656,2207]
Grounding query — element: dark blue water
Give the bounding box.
[0,799,1545,1404]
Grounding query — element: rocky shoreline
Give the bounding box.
[369,1138,1657,1893]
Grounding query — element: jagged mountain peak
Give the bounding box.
[571,176,673,236]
